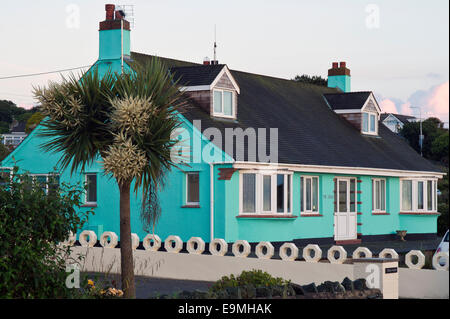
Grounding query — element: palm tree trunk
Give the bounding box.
[119,180,136,298]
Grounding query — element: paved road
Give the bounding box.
[84,272,214,298]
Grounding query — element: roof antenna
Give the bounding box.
[213,24,217,64]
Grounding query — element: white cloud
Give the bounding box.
[377,80,449,123]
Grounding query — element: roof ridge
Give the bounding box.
[324,91,372,95]
[131,51,338,91]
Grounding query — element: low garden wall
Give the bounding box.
[64,231,449,299]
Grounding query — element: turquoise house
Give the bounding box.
[1,5,444,245]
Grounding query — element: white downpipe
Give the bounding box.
[120,18,124,74]
[209,163,214,242]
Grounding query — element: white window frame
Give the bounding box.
[185,172,200,206]
[372,178,386,212]
[362,111,378,135]
[29,174,60,195]
[301,176,320,215]
[400,178,438,212]
[239,170,293,216]
[85,173,97,205]
[212,88,235,119]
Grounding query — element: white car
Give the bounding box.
[434,230,449,266]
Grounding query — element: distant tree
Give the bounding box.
[400,117,447,162]
[438,168,449,236]
[431,132,449,166]
[0,121,9,134]
[25,112,45,133]
[0,143,12,161]
[292,74,327,86]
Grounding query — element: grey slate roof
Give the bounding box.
[131,52,440,173]
[381,113,416,125]
[170,64,225,86]
[10,122,26,133]
[324,92,372,110]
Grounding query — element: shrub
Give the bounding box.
[210,269,290,293]
[0,166,93,298]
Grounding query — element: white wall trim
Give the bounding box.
[232,162,445,178]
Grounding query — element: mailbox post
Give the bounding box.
[353,258,399,299]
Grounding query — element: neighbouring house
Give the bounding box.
[1,121,27,148]
[1,5,444,245]
[380,113,417,134]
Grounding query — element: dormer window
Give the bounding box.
[324,91,381,137]
[170,64,240,120]
[362,112,378,135]
[213,89,234,118]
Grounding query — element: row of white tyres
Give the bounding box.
[64,230,449,271]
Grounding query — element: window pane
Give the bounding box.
[363,113,369,132]
[435,181,438,211]
[370,114,376,132]
[339,181,347,212]
[242,174,256,213]
[306,178,311,211]
[350,179,355,212]
[36,175,47,193]
[375,180,380,210]
[381,180,386,211]
[287,175,291,213]
[427,181,433,211]
[402,180,412,211]
[263,175,271,211]
[334,179,337,212]
[87,174,97,203]
[213,91,222,113]
[277,174,284,213]
[187,173,200,203]
[300,177,304,212]
[223,91,233,116]
[418,181,424,210]
[312,177,318,212]
[48,174,60,195]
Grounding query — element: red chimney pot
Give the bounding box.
[340,62,346,68]
[105,4,115,20]
[332,62,339,69]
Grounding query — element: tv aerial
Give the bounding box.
[116,4,135,29]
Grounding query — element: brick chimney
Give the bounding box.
[98,4,131,61]
[328,61,351,93]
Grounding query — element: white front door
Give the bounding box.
[334,178,357,241]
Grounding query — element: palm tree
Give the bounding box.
[34,59,184,298]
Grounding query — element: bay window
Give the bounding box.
[240,171,292,215]
[400,178,437,212]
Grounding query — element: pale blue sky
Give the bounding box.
[0,0,448,121]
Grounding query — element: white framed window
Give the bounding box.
[372,178,386,212]
[213,89,235,118]
[186,172,200,205]
[400,178,438,212]
[85,173,97,205]
[29,174,60,195]
[240,170,292,215]
[362,112,378,135]
[301,176,319,214]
